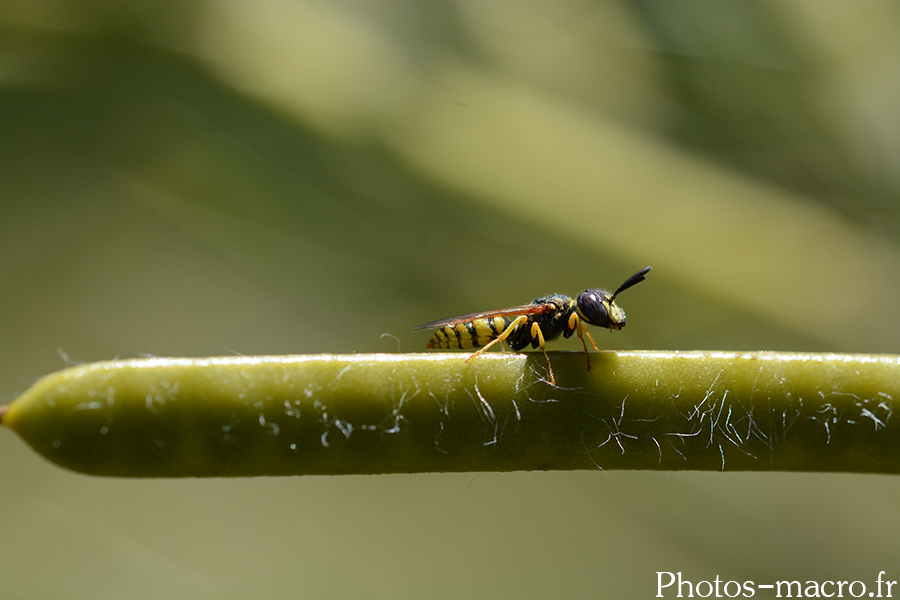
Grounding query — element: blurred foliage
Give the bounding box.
[2,1,900,598]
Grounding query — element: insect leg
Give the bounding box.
[581,322,600,352]
[529,321,556,386]
[465,315,528,362]
[569,313,599,372]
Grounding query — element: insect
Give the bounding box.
[413,266,651,385]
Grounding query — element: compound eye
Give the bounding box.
[578,291,609,326]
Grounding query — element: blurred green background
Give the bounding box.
[2,1,900,597]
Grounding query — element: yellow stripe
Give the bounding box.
[442,326,461,349]
[428,319,513,350]
[493,317,507,333]
[472,319,492,337]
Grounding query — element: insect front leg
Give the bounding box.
[569,313,599,372]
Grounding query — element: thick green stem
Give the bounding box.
[2,351,898,476]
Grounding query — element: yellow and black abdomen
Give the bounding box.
[426,316,514,350]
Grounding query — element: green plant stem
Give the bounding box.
[2,351,899,477]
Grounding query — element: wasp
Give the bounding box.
[413,266,651,385]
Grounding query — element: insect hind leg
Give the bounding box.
[465,315,557,386]
[465,315,528,361]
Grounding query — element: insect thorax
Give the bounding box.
[506,294,577,351]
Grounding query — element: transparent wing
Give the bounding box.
[413,303,553,330]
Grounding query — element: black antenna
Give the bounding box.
[611,266,651,300]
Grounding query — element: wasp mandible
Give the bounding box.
[414,266,651,385]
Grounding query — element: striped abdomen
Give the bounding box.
[426,316,515,350]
